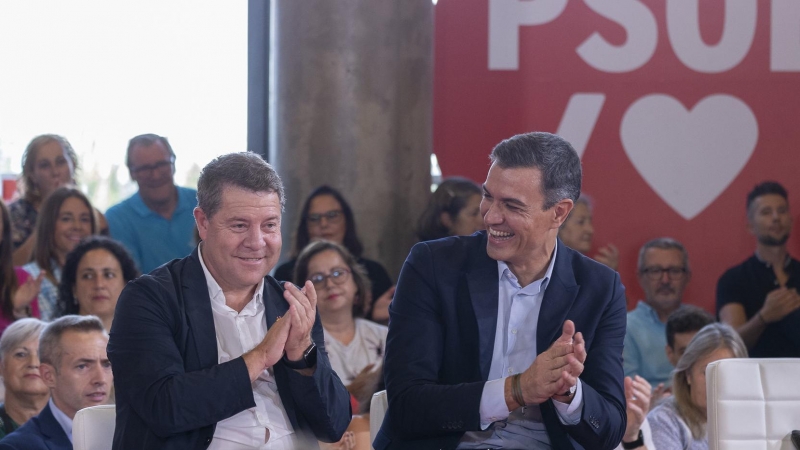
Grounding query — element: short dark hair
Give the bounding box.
[32,187,97,285]
[196,152,285,219]
[291,185,363,258]
[39,315,106,370]
[665,305,715,349]
[416,177,482,242]
[57,236,140,317]
[125,133,176,168]
[489,132,582,210]
[293,240,372,317]
[746,181,788,218]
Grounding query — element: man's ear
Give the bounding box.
[552,199,574,228]
[194,207,209,241]
[40,363,57,389]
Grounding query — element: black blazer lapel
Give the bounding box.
[466,240,500,381]
[38,403,71,449]
[181,248,220,369]
[537,240,580,352]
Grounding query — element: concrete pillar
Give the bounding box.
[270,0,433,280]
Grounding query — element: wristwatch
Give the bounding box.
[621,430,644,449]
[282,341,317,370]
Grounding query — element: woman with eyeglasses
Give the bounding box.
[294,240,385,388]
[275,185,394,324]
[20,187,97,321]
[9,135,107,266]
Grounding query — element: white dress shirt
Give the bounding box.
[199,246,297,450]
[459,243,584,449]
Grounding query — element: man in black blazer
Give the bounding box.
[375,132,627,450]
[0,315,112,450]
[107,152,350,449]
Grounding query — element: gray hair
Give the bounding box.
[637,237,691,274]
[126,133,176,168]
[0,318,47,359]
[671,323,747,439]
[196,152,285,218]
[489,132,581,210]
[39,315,106,370]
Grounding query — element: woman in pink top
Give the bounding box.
[0,202,42,336]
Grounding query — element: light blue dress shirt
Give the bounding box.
[459,244,583,449]
[49,399,73,443]
[623,301,675,387]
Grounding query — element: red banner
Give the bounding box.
[433,0,800,311]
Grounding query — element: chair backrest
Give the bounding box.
[370,390,388,448]
[706,358,800,450]
[73,404,116,450]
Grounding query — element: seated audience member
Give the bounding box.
[0,319,49,439]
[416,177,484,242]
[21,187,96,321]
[9,135,77,266]
[0,315,112,450]
[275,185,394,324]
[619,306,715,449]
[56,237,140,331]
[105,134,197,273]
[107,153,350,448]
[294,240,386,400]
[558,193,619,270]
[9,135,107,267]
[646,323,747,450]
[0,202,43,333]
[665,305,716,367]
[624,237,691,387]
[717,181,800,357]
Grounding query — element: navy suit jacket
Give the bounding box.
[0,403,71,450]
[107,247,351,449]
[375,233,627,450]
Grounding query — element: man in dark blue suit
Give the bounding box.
[0,315,113,450]
[375,132,627,450]
[107,152,350,449]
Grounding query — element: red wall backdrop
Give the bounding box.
[433,0,800,312]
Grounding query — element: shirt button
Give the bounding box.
[508,368,513,374]
[511,329,517,334]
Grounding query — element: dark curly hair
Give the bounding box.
[57,236,139,317]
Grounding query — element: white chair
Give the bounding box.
[706,358,800,450]
[370,390,389,448]
[73,404,116,450]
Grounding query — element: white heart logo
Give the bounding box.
[620,94,758,220]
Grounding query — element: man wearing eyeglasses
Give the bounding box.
[623,237,692,388]
[106,133,198,273]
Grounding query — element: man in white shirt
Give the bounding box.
[376,132,627,449]
[0,315,112,450]
[107,152,350,449]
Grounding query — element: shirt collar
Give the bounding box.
[754,252,792,269]
[497,241,558,294]
[634,300,662,323]
[49,398,73,443]
[198,242,264,313]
